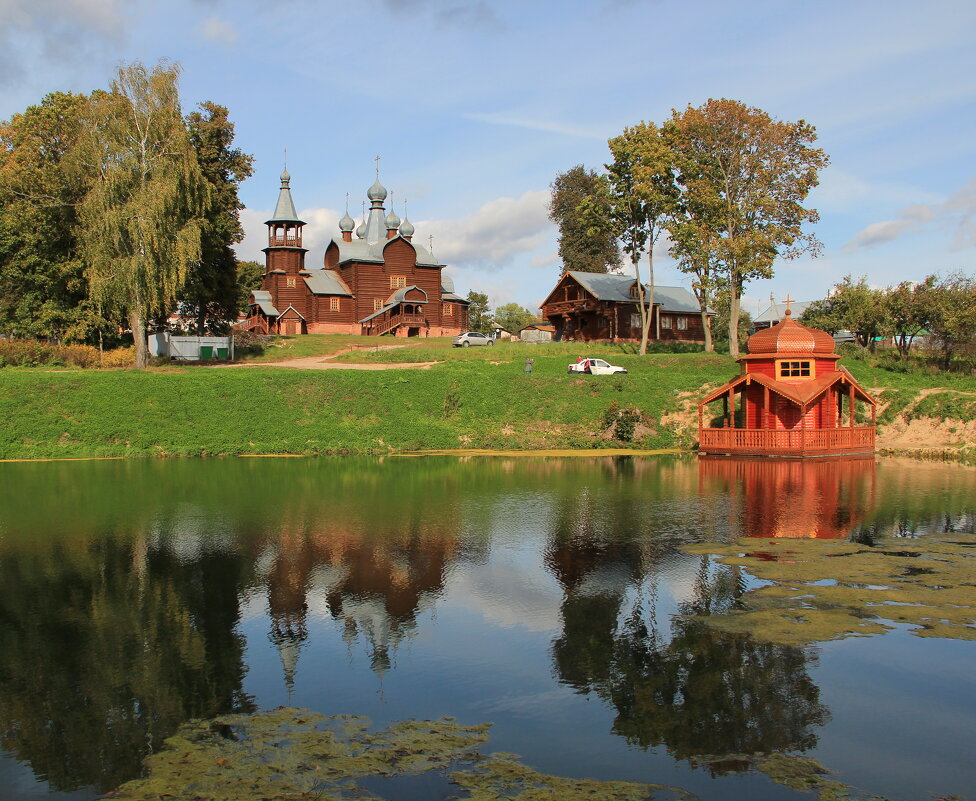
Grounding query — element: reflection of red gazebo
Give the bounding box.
[698,304,877,457]
[699,456,876,538]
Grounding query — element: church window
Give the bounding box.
[374,298,384,311]
[443,303,453,317]
[777,360,813,379]
[660,315,673,329]
[676,316,688,330]
[390,275,407,289]
[286,277,296,288]
[330,297,340,311]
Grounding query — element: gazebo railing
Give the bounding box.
[698,426,874,454]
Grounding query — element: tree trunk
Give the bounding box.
[633,254,649,356]
[701,309,713,352]
[130,307,148,368]
[728,288,741,359]
[648,249,656,344]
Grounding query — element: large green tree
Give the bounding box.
[75,61,210,367]
[0,92,104,342]
[493,302,536,334]
[801,275,884,349]
[926,272,976,369]
[667,100,827,358]
[466,290,492,333]
[548,165,620,274]
[603,122,679,355]
[179,102,254,334]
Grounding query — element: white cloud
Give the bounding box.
[200,14,238,44]
[419,189,552,269]
[0,0,127,85]
[845,174,976,252]
[464,111,608,140]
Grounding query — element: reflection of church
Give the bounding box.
[699,457,877,538]
[241,170,470,337]
[263,526,458,689]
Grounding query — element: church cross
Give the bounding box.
[375,155,381,178]
[428,234,434,254]
[784,294,794,316]
[345,192,349,213]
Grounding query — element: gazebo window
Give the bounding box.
[777,360,813,379]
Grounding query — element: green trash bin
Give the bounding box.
[216,347,229,360]
[199,345,214,360]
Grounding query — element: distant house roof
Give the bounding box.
[521,323,555,333]
[562,272,706,313]
[302,269,353,296]
[250,290,280,317]
[757,300,815,325]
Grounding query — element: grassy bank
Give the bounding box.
[0,345,731,459]
[1,336,973,460]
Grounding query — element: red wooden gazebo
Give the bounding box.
[698,305,877,457]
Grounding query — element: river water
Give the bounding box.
[0,455,972,800]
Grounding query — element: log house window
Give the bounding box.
[777,360,813,379]
[286,277,296,288]
[443,303,453,316]
[630,313,641,328]
[660,315,673,329]
[629,284,640,299]
[676,316,688,330]
[330,297,340,311]
[374,299,384,311]
[390,275,407,289]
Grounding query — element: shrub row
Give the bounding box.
[0,340,134,369]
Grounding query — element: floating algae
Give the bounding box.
[104,707,690,800]
[683,532,976,646]
[693,753,885,801]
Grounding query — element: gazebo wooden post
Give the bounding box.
[763,386,770,429]
[849,384,855,428]
[801,404,807,454]
[728,387,735,428]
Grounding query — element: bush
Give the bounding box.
[232,330,266,357]
[0,340,134,369]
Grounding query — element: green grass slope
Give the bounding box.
[0,349,732,459]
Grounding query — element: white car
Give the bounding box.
[453,331,494,347]
[567,357,628,375]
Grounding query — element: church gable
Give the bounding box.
[382,237,417,271]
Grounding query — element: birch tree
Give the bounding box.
[76,61,209,367]
[604,122,678,355]
[667,100,827,358]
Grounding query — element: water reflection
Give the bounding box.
[0,456,972,799]
[547,499,828,768]
[699,456,877,539]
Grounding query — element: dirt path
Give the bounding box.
[220,345,442,371]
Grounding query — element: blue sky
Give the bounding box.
[2,0,974,318]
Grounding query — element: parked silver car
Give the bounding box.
[453,332,494,347]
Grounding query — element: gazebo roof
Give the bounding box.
[746,308,836,356]
[699,367,877,409]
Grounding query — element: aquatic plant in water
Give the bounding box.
[103,707,687,800]
[683,532,976,645]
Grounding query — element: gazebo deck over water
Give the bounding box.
[697,303,876,458]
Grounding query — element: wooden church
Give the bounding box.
[698,302,877,457]
[240,170,470,337]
